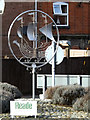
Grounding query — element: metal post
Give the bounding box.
[80,76,82,86]
[67,75,69,85]
[32,1,37,99]
[77,75,80,85]
[0,15,2,115]
[52,42,55,87]
[32,63,36,99]
[35,0,37,48]
[32,67,35,99]
[43,75,46,99]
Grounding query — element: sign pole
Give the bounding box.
[31,0,37,100]
[32,63,36,99]
[52,41,55,87]
[35,0,37,48]
[32,67,35,99]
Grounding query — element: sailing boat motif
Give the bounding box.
[13,21,56,59]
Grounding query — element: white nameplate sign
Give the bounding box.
[10,101,37,117]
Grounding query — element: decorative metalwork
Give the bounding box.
[8,10,59,69]
[8,9,61,99]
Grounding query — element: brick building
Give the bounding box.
[1,1,90,95]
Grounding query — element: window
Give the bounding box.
[53,4,62,14]
[53,2,69,27]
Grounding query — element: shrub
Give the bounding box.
[73,91,90,112]
[52,84,86,106]
[0,90,14,113]
[0,82,22,98]
[85,86,90,93]
[44,86,59,99]
[0,82,22,113]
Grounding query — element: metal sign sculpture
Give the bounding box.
[8,10,61,99]
[45,45,64,65]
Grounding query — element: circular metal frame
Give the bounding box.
[8,10,60,69]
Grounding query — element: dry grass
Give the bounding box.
[44,86,59,99]
[45,84,86,106]
[73,91,90,112]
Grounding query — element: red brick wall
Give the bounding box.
[2,2,34,35]
[3,2,89,35]
[68,2,89,35]
[2,2,89,57]
[2,2,35,57]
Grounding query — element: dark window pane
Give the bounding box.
[61,5,67,13]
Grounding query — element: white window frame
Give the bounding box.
[53,2,69,27]
[0,0,5,14]
[37,74,90,88]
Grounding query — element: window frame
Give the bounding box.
[53,2,69,27]
[0,0,5,14]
